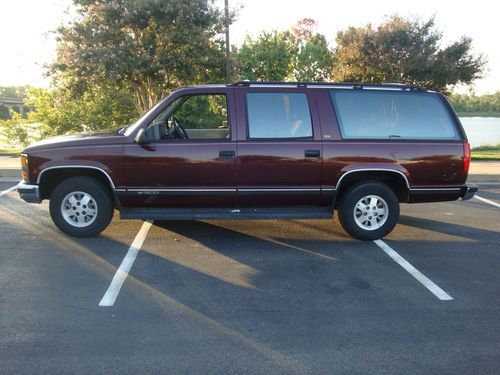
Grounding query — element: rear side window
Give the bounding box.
[329,90,460,140]
[246,93,313,139]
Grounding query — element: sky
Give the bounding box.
[0,0,498,94]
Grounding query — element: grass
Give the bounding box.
[471,144,500,160]
[0,147,22,157]
[457,112,500,117]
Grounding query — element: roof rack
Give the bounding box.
[229,81,425,92]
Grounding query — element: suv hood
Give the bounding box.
[24,129,127,152]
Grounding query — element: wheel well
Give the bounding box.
[38,168,117,206]
[335,171,409,206]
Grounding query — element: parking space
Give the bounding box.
[1,184,499,373]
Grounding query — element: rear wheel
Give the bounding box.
[338,181,399,240]
[49,176,113,237]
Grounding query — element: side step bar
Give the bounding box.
[120,207,333,221]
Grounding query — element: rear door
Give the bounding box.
[234,87,323,207]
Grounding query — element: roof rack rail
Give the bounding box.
[229,81,426,91]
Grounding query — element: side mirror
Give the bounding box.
[134,128,149,145]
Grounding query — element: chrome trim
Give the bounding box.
[409,188,461,192]
[308,85,407,91]
[336,169,410,189]
[239,188,321,192]
[16,180,40,203]
[127,188,236,192]
[125,187,325,193]
[37,165,116,189]
[16,180,38,191]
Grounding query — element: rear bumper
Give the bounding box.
[461,184,478,201]
[17,181,41,203]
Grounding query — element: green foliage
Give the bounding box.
[234,31,297,81]
[0,105,9,120]
[0,113,31,147]
[291,18,334,81]
[174,95,226,129]
[233,19,334,82]
[294,34,334,81]
[333,16,486,92]
[450,92,500,114]
[26,86,137,136]
[0,86,29,99]
[471,143,500,151]
[51,0,228,113]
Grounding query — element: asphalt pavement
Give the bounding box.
[0,179,500,374]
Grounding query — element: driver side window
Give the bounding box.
[147,94,229,141]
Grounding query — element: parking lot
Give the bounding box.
[1,179,500,374]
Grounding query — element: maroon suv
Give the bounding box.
[17,82,477,240]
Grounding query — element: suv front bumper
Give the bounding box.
[17,180,41,203]
[461,184,478,200]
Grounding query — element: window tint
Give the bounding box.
[246,93,313,139]
[330,90,460,140]
[149,94,229,140]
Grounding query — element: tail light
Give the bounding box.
[463,141,471,173]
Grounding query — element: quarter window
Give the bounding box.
[246,93,313,139]
[330,90,460,140]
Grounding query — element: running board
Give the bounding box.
[120,207,333,221]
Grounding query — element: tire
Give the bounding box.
[49,176,114,237]
[338,181,399,241]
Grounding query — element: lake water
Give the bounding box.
[459,117,500,148]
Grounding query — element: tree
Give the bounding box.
[0,105,9,120]
[333,16,486,92]
[449,91,500,114]
[26,86,137,136]
[0,86,29,99]
[234,19,334,82]
[292,19,334,81]
[234,31,296,81]
[0,113,30,147]
[50,0,228,114]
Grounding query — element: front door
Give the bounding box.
[122,90,237,208]
[234,88,323,207]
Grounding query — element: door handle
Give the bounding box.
[218,150,235,159]
[305,150,321,158]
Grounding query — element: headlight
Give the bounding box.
[21,154,29,182]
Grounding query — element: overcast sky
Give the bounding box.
[0,0,498,94]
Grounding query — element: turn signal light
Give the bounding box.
[20,154,29,182]
[463,141,471,173]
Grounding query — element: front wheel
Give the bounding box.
[338,182,399,241]
[49,177,114,237]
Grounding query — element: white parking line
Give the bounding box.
[474,195,500,209]
[0,185,16,197]
[374,239,453,301]
[99,220,154,307]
